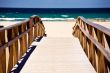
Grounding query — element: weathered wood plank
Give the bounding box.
[7,28,15,72]
[73,17,110,73]
[0,29,6,73]
[0,15,45,73]
[21,37,96,73]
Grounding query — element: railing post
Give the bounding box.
[19,23,27,58]
[81,22,84,46]
[79,20,83,46]
[0,28,6,73]
[91,28,97,70]
[87,26,96,70]
[0,15,46,73]
[13,26,19,64]
[83,23,87,55]
[7,28,16,72]
[35,17,41,37]
[96,30,108,73]
[103,34,110,71]
[33,17,38,38]
[86,39,89,58]
[73,16,110,73]
[41,22,44,36]
[39,25,41,36]
[28,18,34,46]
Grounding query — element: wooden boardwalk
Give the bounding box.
[20,21,96,73]
[0,16,110,73]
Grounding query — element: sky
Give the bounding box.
[0,0,110,8]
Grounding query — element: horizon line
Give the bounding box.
[0,7,110,9]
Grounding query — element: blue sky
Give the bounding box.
[0,0,110,8]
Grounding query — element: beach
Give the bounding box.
[0,21,75,37]
[0,20,110,38]
[94,21,110,29]
[0,19,110,73]
[0,20,110,29]
[0,21,21,27]
[0,2,110,73]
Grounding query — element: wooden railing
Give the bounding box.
[73,16,110,73]
[0,15,45,73]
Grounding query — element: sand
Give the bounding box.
[94,22,110,29]
[0,21,75,37]
[0,20,110,29]
[43,21,75,37]
[0,21,21,27]
[0,20,110,34]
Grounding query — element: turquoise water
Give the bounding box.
[0,8,110,21]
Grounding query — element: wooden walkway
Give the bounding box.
[20,21,96,73]
[0,16,110,73]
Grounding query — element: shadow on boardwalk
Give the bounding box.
[11,37,43,73]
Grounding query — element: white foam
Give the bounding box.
[0,18,75,21]
[1,17,109,21]
[41,18,75,21]
[0,18,27,21]
[61,15,69,17]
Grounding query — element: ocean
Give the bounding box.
[0,8,110,21]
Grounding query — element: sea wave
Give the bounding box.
[1,17,110,21]
[41,18,75,21]
[0,18,27,21]
[0,18,75,21]
[61,15,69,17]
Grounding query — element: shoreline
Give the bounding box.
[0,17,110,22]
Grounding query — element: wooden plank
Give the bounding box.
[28,19,34,46]
[19,23,27,58]
[78,24,110,62]
[20,21,96,73]
[79,16,110,36]
[38,24,41,36]
[96,32,108,73]
[13,26,19,65]
[14,26,19,60]
[97,50,108,73]
[22,23,27,54]
[21,37,95,73]
[21,37,96,73]
[7,28,15,72]
[73,17,110,73]
[0,60,3,73]
[34,23,38,38]
[0,15,45,73]
[0,30,6,73]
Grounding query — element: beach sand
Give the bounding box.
[94,22,110,29]
[0,21,109,38]
[43,21,75,37]
[0,21,110,28]
[0,20,110,29]
[0,21,110,35]
[0,21,75,37]
[0,21,21,27]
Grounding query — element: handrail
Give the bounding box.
[73,16,110,73]
[0,15,46,73]
[80,16,110,36]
